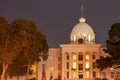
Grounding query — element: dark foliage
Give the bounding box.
[96,22,120,70]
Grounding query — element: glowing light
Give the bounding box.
[71,36,74,42]
[86,71,89,78]
[73,62,76,69]
[73,72,76,78]
[88,35,91,42]
[86,62,89,69]
[73,54,76,60]
[73,35,76,42]
[83,34,86,37]
[85,53,89,60]
[110,68,113,70]
[32,64,36,72]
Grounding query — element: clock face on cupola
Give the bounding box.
[78,38,84,44]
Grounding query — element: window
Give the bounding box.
[73,72,76,78]
[78,64,83,70]
[86,62,90,69]
[73,54,76,60]
[67,62,69,69]
[92,54,96,59]
[67,72,69,78]
[78,54,83,60]
[93,71,96,78]
[72,54,76,69]
[72,62,76,69]
[88,35,91,42]
[78,72,83,79]
[93,62,96,69]
[86,71,89,78]
[73,35,76,42]
[86,53,89,60]
[50,73,53,79]
[66,55,69,60]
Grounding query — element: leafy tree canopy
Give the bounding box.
[104,23,120,57]
[0,17,48,80]
[104,22,120,68]
[96,22,120,70]
[96,56,112,71]
[8,19,48,78]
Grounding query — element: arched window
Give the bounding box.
[78,52,83,60]
[92,52,96,59]
[72,53,76,69]
[85,52,89,60]
[65,52,69,60]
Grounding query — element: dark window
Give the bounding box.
[78,64,83,70]
[92,54,96,59]
[58,75,61,80]
[66,55,69,60]
[93,71,96,78]
[78,72,83,79]
[93,62,96,69]
[50,73,53,79]
[67,62,69,69]
[78,54,83,60]
[67,72,69,78]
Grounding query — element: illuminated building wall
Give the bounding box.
[38,48,62,80]
[60,44,101,80]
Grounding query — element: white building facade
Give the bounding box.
[37,17,102,80]
[37,17,120,80]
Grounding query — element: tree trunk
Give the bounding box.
[1,64,8,80]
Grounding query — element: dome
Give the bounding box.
[70,18,95,44]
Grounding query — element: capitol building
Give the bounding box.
[37,17,120,80]
[6,10,120,80]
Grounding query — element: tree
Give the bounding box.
[8,19,48,79]
[96,56,112,71]
[96,22,120,70]
[0,16,21,80]
[7,53,28,80]
[0,17,48,80]
[104,22,120,68]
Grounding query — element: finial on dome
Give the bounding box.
[79,17,86,22]
[81,4,84,18]
[79,4,86,22]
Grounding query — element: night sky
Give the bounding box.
[0,0,120,48]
